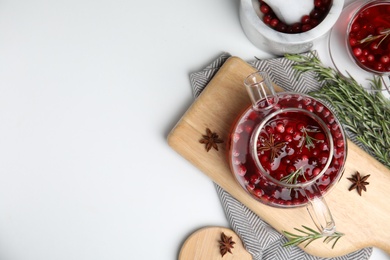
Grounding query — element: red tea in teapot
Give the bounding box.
[257,110,332,183]
[229,93,347,207]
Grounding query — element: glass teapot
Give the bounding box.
[228,71,347,235]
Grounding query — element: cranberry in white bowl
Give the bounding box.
[239,0,344,55]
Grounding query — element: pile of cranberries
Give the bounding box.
[347,2,390,73]
[259,0,332,33]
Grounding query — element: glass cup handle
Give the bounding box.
[303,184,336,235]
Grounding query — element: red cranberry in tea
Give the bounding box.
[353,47,363,57]
[276,123,285,133]
[381,55,390,64]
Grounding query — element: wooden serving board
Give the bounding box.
[168,57,390,257]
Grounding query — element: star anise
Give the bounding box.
[218,232,235,257]
[347,171,370,196]
[258,134,286,161]
[199,128,223,152]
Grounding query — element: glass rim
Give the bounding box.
[250,107,334,189]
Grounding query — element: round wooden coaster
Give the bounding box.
[179,226,252,260]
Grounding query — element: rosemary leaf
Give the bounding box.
[282,225,344,249]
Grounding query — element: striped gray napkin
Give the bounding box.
[189,52,373,260]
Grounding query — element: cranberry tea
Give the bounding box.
[229,93,347,207]
[347,1,390,73]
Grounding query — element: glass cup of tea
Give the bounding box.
[346,0,390,94]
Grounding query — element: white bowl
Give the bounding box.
[239,0,344,55]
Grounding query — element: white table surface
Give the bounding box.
[0,0,388,259]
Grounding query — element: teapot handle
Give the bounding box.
[303,184,336,235]
[244,71,278,111]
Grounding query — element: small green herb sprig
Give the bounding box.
[282,225,344,249]
[280,167,304,185]
[299,126,320,151]
[359,28,390,48]
[285,53,390,169]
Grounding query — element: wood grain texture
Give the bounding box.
[179,227,252,260]
[168,57,390,257]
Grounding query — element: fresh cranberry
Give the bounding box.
[253,189,263,198]
[310,9,322,20]
[314,0,322,8]
[351,23,361,32]
[367,54,375,62]
[322,109,330,117]
[310,19,319,27]
[336,139,344,148]
[270,18,279,27]
[380,55,390,64]
[370,42,379,51]
[284,134,292,142]
[238,164,247,176]
[247,183,255,190]
[349,37,358,47]
[359,56,367,63]
[291,23,301,33]
[276,123,285,133]
[315,104,324,113]
[312,167,321,176]
[301,15,311,24]
[375,62,384,71]
[263,14,273,24]
[260,4,270,14]
[306,105,314,112]
[353,47,363,56]
[302,24,312,32]
[248,111,258,120]
[286,126,294,134]
[276,23,288,32]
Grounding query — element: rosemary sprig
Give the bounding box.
[299,126,320,151]
[282,225,344,249]
[359,28,390,47]
[285,53,390,169]
[280,167,304,184]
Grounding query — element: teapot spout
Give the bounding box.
[244,71,278,111]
